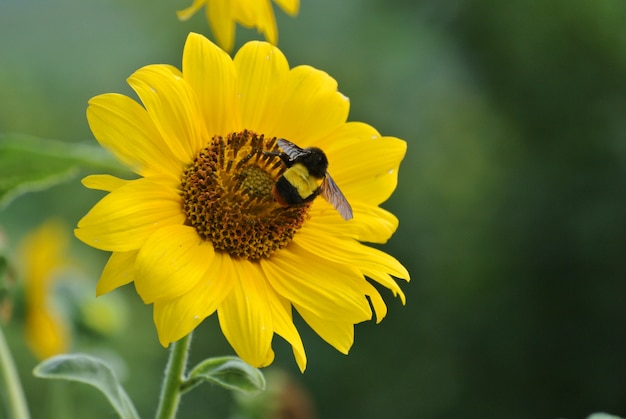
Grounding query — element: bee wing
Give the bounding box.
[321,173,353,220]
[277,138,308,160]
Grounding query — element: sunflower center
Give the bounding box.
[180,130,310,260]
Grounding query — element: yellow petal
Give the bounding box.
[234,41,290,135]
[362,281,389,323]
[87,94,183,179]
[176,0,206,21]
[264,281,307,372]
[296,305,354,355]
[274,0,300,16]
[258,3,278,45]
[96,250,137,296]
[292,233,409,311]
[261,247,372,323]
[361,268,407,306]
[217,258,274,368]
[183,33,238,137]
[275,65,349,146]
[348,203,399,243]
[232,0,263,27]
[134,224,214,304]
[233,0,277,45]
[315,121,379,149]
[75,178,185,252]
[20,220,69,295]
[127,64,204,163]
[207,0,235,52]
[81,174,130,192]
[294,228,409,281]
[321,123,407,205]
[20,220,72,359]
[307,202,399,244]
[26,309,69,360]
[153,252,234,345]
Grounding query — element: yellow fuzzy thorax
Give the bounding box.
[283,163,322,199]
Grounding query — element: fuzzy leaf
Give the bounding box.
[185,356,266,394]
[33,354,139,419]
[0,133,120,210]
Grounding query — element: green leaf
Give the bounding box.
[33,353,139,419]
[0,133,122,210]
[184,356,266,395]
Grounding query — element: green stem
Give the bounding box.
[0,324,30,419]
[155,332,192,419]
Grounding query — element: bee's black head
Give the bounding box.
[301,147,329,178]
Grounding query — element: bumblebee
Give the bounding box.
[269,138,353,220]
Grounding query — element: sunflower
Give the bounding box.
[19,220,72,360]
[75,32,409,372]
[177,0,299,52]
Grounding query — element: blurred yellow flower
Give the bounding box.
[177,0,299,52]
[19,220,71,360]
[75,33,409,372]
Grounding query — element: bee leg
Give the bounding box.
[262,150,281,157]
[263,150,292,166]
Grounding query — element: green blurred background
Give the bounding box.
[1,0,625,418]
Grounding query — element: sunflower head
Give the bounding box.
[76,33,409,372]
[180,130,309,260]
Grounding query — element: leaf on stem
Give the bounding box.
[185,356,266,395]
[33,353,139,419]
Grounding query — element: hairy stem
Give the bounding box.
[155,333,192,419]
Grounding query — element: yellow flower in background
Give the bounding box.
[177,0,299,52]
[75,33,409,372]
[19,220,71,360]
